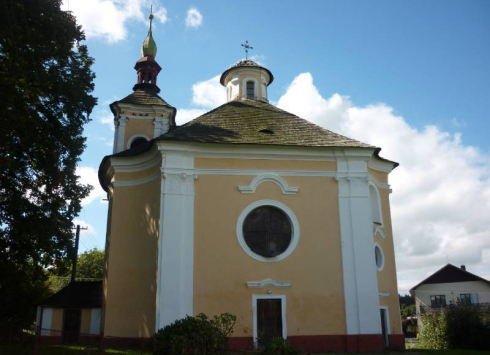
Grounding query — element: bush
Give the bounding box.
[263,337,302,355]
[154,313,236,355]
[418,303,490,350]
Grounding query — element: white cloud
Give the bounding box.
[99,111,114,130]
[63,0,168,43]
[76,166,106,206]
[185,7,203,28]
[72,219,97,236]
[277,73,490,294]
[191,75,226,109]
[176,108,207,125]
[249,54,266,66]
[176,75,225,125]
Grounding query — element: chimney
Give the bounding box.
[461,265,466,271]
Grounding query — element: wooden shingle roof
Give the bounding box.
[110,89,174,113]
[158,99,374,148]
[38,281,102,308]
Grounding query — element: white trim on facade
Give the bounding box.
[111,170,160,187]
[368,182,384,226]
[246,279,291,289]
[155,150,196,331]
[236,200,300,263]
[369,175,391,190]
[374,225,386,240]
[368,159,396,173]
[242,77,259,99]
[252,294,287,345]
[126,134,151,149]
[336,150,382,336]
[380,305,391,346]
[379,292,390,297]
[89,308,102,335]
[238,174,299,194]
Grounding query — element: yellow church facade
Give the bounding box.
[98,19,404,353]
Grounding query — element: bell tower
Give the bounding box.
[110,9,176,154]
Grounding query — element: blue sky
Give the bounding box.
[68,0,490,294]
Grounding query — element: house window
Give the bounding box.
[246,81,255,99]
[460,293,479,304]
[243,206,291,258]
[430,295,446,308]
[236,200,300,263]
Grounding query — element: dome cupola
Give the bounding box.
[220,42,273,103]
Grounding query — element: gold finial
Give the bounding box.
[141,5,157,57]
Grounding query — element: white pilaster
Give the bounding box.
[336,150,382,335]
[115,115,128,153]
[156,152,196,331]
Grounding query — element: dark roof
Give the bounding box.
[220,60,274,86]
[39,281,102,308]
[110,89,174,113]
[410,264,490,291]
[158,99,374,148]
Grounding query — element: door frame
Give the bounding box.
[252,294,287,345]
[379,306,390,347]
[62,308,82,344]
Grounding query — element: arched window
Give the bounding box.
[129,137,148,149]
[246,81,255,99]
[369,184,383,225]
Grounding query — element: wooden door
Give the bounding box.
[380,308,389,348]
[63,309,81,344]
[257,299,283,349]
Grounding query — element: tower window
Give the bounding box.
[246,81,255,99]
[130,137,148,149]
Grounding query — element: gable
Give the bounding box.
[410,264,490,291]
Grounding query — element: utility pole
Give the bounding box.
[71,224,88,282]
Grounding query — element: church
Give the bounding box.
[97,13,404,353]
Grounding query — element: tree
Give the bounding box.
[0,0,96,337]
[77,248,105,279]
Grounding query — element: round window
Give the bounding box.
[374,244,384,271]
[243,206,292,258]
[236,200,300,262]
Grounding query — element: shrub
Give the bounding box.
[154,313,236,355]
[418,312,448,350]
[418,303,490,350]
[263,337,302,355]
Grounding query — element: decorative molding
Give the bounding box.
[368,159,396,173]
[236,200,300,263]
[238,174,299,194]
[368,175,391,190]
[198,169,335,177]
[379,292,390,297]
[162,172,198,195]
[368,182,384,226]
[374,225,386,240]
[246,279,291,289]
[111,170,160,187]
[110,147,161,173]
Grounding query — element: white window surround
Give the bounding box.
[242,77,258,99]
[374,242,385,272]
[238,174,299,194]
[236,199,300,263]
[127,134,150,149]
[252,294,287,344]
[380,306,390,335]
[369,182,384,226]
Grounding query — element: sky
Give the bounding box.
[65,0,490,295]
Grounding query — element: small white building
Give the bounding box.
[410,264,490,320]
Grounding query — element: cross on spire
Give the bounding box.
[241,40,253,59]
[149,5,154,31]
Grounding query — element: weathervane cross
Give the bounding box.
[241,40,253,59]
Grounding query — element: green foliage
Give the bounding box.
[77,248,105,279]
[399,293,415,307]
[419,303,490,350]
[0,0,96,338]
[418,312,449,350]
[263,337,302,355]
[154,313,236,355]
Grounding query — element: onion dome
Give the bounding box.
[141,13,157,57]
